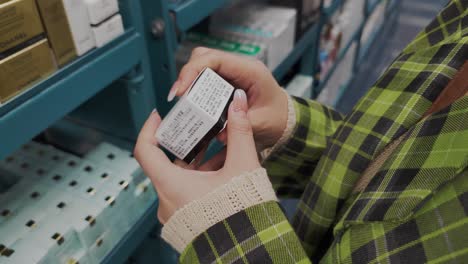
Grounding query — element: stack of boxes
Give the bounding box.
[0,0,56,104]
[270,0,321,39]
[176,2,296,71]
[0,141,157,263]
[0,0,124,106]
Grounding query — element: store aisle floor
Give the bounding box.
[336,0,449,113]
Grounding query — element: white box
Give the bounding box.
[286,74,313,98]
[62,0,96,55]
[92,14,124,48]
[210,3,296,70]
[84,0,119,25]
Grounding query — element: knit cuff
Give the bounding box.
[161,168,277,253]
[261,91,297,161]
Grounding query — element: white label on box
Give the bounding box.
[156,68,234,160]
[92,14,124,48]
[84,0,119,25]
[62,0,96,55]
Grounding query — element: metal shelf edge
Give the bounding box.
[170,0,229,31]
[0,31,142,160]
[102,202,159,264]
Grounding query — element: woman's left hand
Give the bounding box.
[133,89,261,224]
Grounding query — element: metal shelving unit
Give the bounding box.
[0,0,401,262]
[0,31,143,161]
[169,0,229,31]
[102,203,159,264]
[273,24,320,80]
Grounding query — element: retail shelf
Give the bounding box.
[358,22,385,64]
[169,0,229,31]
[323,0,343,18]
[0,30,142,161]
[273,24,319,80]
[316,27,361,94]
[102,202,159,264]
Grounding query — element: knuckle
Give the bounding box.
[230,119,253,135]
[192,47,210,56]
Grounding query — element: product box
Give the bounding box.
[156,68,235,163]
[286,74,313,98]
[270,0,321,38]
[36,0,95,62]
[0,39,56,103]
[176,32,267,71]
[91,14,124,48]
[83,0,119,25]
[210,3,296,70]
[0,0,44,55]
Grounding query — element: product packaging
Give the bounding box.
[0,39,56,103]
[83,0,119,25]
[36,0,95,66]
[270,0,321,38]
[210,3,296,70]
[176,31,267,71]
[91,14,124,48]
[0,0,44,56]
[156,68,235,163]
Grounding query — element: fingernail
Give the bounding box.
[233,89,247,112]
[167,83,179,102]
[151,108,158,114]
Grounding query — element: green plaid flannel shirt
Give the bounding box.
[179,1,468,263]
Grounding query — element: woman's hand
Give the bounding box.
[134,90,261,224]
[168,47,289,152]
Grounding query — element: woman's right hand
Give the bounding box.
[168,47,289,152]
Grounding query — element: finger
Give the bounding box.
[137,109,160,145]
[167,49,268,101]
[198,148,227,171]
[225,90,259,169]
[134,110,175,177]
[216,130,227,145]
[173,144,208,170]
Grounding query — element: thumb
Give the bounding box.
[225,89,259,169]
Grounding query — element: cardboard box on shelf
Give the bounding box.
[0,0,44,55]
[0,39,56,103]
[210,3,296,70]
[36,0,95,66]
[83,0,119,25]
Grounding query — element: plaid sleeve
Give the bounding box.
[332,168,468,263]
[263,97,344,198]
[179,201,312,264]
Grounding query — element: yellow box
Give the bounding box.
[0,0,44,54]
[0,39,57,103]
[36,0,77,67]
